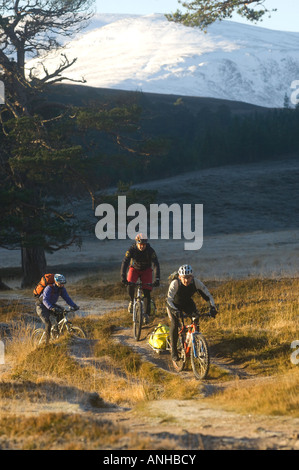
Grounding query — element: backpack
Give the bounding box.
[168,271,179,285]
[148,323,170,352]
[33,273,55,297]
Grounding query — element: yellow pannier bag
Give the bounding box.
[149,323,170,351]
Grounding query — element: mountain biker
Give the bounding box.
[121,233,160,323]
[35,273,79,344]
[166,264,217,364]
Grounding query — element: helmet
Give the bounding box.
[135,233,148,244]
[178,265,193,276]
[54,274,66,285]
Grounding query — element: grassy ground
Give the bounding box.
[0,276,298,448]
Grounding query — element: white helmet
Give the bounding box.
[178,264,193,276]
[54,273,66,284]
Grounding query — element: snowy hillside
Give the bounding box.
[27,14,299,108]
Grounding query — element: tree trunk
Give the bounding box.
[0,277,11,291]
[21,246,47,288]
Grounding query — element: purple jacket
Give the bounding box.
[41,284,77,310]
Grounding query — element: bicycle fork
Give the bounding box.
[192,332,206,358]
[186,332,200,358]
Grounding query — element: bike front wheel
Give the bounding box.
[172,336,186,372]
[191,333,210,380]
[60,324,86,339]
[133,300,143,341]
[67,326,86,339]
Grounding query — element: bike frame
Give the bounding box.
[178,320,199,358]
[56,313,72,333]
[132,280,144,322]
[50,307,80,337]
[33,307,84,345]
[179,312,211,355]
[130,280,152,321]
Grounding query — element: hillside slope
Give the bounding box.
[27,14,299,108]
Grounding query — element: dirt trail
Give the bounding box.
[1,293,298,450]
[69,325,299,450]
[1,322,298,449]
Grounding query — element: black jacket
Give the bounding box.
[167,277,215,310]
[121,243,160,281]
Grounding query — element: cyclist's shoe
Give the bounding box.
[128,301,133,314]
[172,356,183,372]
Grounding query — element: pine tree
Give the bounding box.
[0,1,147,286]
[166,0,277,30]
[0,1,97,286]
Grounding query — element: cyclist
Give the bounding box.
[166,264,217,365]
[35,273,79,344]
[121,233,160,323]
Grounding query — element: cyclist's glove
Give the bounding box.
[209,306,218,318]
[121,278,128,286]
[153,279,160,287]
[73,305,79,311]
[51,306,62,314]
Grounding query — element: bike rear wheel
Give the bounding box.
[133,300,143,341]
[191,333,210,380]
[32,328,47,345]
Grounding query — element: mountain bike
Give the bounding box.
[129,280,153,341]
[172,313,210,380]
[33,307,86,345]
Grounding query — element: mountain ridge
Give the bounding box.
[27,13,299,108]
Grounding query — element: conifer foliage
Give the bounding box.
[166,0,277,29]
[0,1,145,286]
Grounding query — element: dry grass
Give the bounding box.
[202,278,299,372]
[199,278,299,415]
[0,276,298,448]
[0,412,155,450]
[209,368,299,417]
[68,280,127,300]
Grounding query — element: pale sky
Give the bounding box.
[95,0,299,33]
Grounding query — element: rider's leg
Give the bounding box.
[140,268,153,319]
[127,267,139,312]
[36,303,52,343]
[166,306,180,361]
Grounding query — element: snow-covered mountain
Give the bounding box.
[27,14,299,108]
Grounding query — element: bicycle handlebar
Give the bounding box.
[179,312,213,322]
[53,306,79,315]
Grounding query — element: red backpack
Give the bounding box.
[33,273,55,297]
